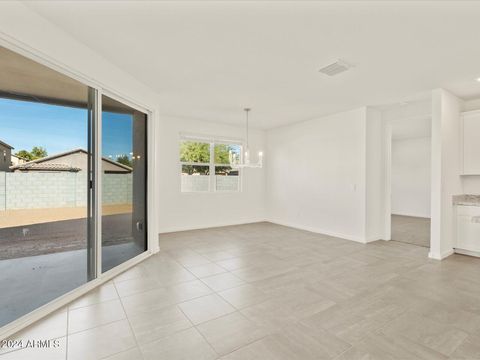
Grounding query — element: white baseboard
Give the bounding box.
[159,218,268,234]
[392,212,431,219]
[428,248,454,260]
[365,235,383,243]
[268,219,370,244]
[454,248,480,258]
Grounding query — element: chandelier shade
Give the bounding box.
[229,108,263,169]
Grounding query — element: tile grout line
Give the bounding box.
[166,248,271,293]
[212,336,269,359]
[66,298,127,336]
[67,317,126,337]
[111,279,145,360]
[175,302,220,358]
[196,310,273,359]
[166,246,271,358]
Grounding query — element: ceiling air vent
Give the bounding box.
[318,60,351,76]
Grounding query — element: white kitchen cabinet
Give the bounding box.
[455,205,480,255]
[462,111,480,175]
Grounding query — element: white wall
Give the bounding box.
[462,175,480,194]
[266,107,384,243]
[391,137,431,218]
[365,108,385,241]
[158,116,266,233]
[430,89,463,260]
[382,100,431,125]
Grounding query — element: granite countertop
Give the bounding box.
[453,194,480,206]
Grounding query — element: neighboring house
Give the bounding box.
[0,140,13,172]
[10,148,132,174]
[10,154,27,167]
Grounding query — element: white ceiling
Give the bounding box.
[25,1,480,129]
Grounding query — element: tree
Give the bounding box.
[179,141,239,175]
[30,146,47,160]
[14,146,48,161]
[14,149,34,161]
[214,144,231,164]
[116,154,132,167]
[180,142,210,163]
[214,144,234,175]
[180,142,210,175]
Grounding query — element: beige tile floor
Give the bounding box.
[2,222,480,359]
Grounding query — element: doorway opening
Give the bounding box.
[389,117,432,248]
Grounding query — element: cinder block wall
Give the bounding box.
[102,174,133,204]
[0,171,132,210]
[0,172,5,210]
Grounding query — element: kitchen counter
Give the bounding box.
[453,194,480,206]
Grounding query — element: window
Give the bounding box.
[180,138,241,192]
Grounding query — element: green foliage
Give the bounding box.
[180,141,210,163]
[14,150,34,161]
[116,154,132,167]
[180,141,240,175]
[180,142,210,175]
[214,144,231,164]
[30,146,47,159]
[181,165,209,175]
[15,146,48,161]
[215,144,240,175]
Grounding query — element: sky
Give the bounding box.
[0,98,133,159]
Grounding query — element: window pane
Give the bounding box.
[0,45,91,326]
[214,143,240,164]
[101,95,147,273]
[180,141,210,163]
[215,166,239,192]
[181,165,209,192]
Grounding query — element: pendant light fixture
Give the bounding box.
[229,108,263,168]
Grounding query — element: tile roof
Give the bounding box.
[10,148,132,173]
[14,163,81,172]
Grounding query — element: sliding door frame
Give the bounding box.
[99,89,153,277]
[0,37,158,340]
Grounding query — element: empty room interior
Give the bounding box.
[2,1,480,359]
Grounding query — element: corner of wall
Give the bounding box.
[365,107,385,242]
[430,88,462,259]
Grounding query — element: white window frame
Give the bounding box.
[179,135,242,193]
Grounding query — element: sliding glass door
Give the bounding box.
[0,45,148,329]
[101,95,147,272]
[0,46,92,327]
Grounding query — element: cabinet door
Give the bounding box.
[457,215,480,252]
[463,112,480,175]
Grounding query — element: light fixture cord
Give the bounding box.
[245,108,249,151]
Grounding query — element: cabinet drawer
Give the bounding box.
[456,205,480,217]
